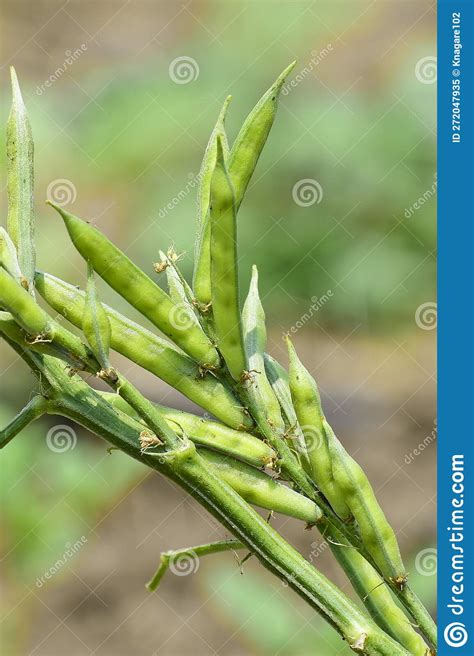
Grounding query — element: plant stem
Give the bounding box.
[0,394,48,448]
[393,585,437,649]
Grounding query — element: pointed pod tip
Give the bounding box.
[216,95,232,126]
[284,332,296,355]
[9,66,25,108]
[46,199,63,213]
[273,61,297,91]
[46,199,73,225]
[250,264,259,285]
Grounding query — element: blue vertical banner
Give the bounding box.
[438,0,474,654]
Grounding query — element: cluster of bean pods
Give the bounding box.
[0,65,436,655]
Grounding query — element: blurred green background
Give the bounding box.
[1,2,436,655]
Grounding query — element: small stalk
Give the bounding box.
[147,539,244,592]
[0,395,48,449]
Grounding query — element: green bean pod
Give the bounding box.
[239,270,316,498]
[83,262,111,369]
[242,267,285,432]
[35,271,252,430]
[199,448,322,524]
[193,96,231,306]
[0,227,22,283]
[228,61,296,208]
[47,202,220,369]
[286,336,350,520]
[325,419,407,587]
[263,352,309,467]
[6,68,35,292]
[322,520,428,655]
[209,136,246,380]
[0,268,98,372]
[98,392,275,468]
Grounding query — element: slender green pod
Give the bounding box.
[83,262,112,369]
[209,136,246,380]
[263,352,309,467]
[320,520,429,655]
[0,268,98,371]
[242,267,284,432]
[263,353,295,423]
[0,227,23,283]
[98,391,275,468]
[239,270,317,500]
[228,62,296,208]
[199,448,322,525]
[6,68,35,292]
[47,202,220,369]
[194,62,295,306]
[35,271,252,430]
[158,250,201,333]
[325,419,406,588]
[193,96,231,306]
[286,336,351,520]
[0,311,92,371]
